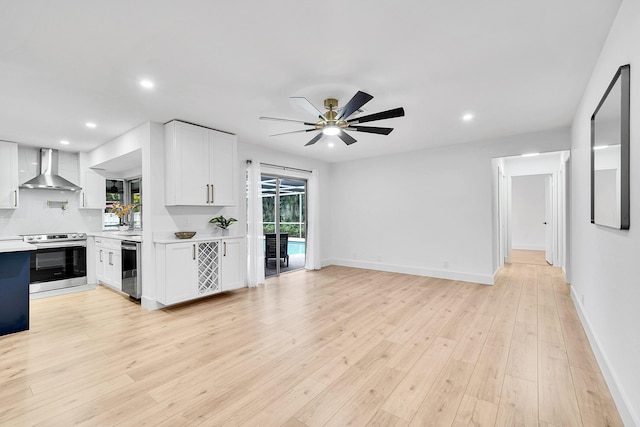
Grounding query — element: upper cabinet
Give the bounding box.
[0,141,19,209]
[79,170,106,210]
[164,120,237,206]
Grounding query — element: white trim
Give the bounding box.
[329,258,494,285]
[570,286,639,427]
[512,244,546,251]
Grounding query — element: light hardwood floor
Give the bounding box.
[510,249,549,266]
[0,263,623,426]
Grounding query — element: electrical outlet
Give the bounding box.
[443,260,449,269]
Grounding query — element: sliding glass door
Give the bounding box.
[262,175,307,277]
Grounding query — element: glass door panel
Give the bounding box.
[262,175,306,277]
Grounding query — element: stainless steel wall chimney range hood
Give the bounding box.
[20,148,82,191]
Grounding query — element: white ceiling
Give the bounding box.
[0,1,622,163]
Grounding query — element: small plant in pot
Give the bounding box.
[209,215,237,235]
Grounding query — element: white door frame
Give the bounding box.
[493,151,570,272]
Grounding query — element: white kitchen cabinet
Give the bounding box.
[79,170,106,209]
[220,237,245,291]
[0,141,19,209]
[95,237,122,290]
[164,120,237,206]
[156,238,246,306]
[160,242,198,304]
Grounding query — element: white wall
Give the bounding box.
[329,127,570,285]
[511,175,546,250]
[570,1,640,424]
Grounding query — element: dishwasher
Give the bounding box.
[121,240,141,300]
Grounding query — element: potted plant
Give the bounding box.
[209,215,237,235]
[109,202,136,230]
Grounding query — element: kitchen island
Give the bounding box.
[0,241,34,336]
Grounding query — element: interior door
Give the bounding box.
[545,175,553,265]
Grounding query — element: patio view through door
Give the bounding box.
[261,175,307,277]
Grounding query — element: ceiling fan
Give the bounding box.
[260,91,405,146]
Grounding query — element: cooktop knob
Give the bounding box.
[71,233,77,238]
[78,233,85,238]
[26,236,34,241]
[35,236,42,240]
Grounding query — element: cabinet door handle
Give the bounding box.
[109,252,113,266]
[223,241,227,256]
[206,184,210,204]
[82,193,86,207]
[210,184,214,204]
[192,244,196,260]
[99,249,103,262]
[14,190,18,207]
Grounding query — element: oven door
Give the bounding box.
[30,243,87,284]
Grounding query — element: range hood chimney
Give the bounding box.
[20,148,82,191]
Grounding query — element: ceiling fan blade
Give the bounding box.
[347,125,394,135]
[290,97,326,122]
[338,131,357,145]
[260,116,316,126]
[270,128,316,137]
[347,107,405,124]
[336,91,374,120]
[305,133,324,146]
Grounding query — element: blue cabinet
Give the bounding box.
[0,251,30,336]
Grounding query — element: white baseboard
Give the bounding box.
[570,286,639,427]
[328,258,494,285]
[512,244,546,251]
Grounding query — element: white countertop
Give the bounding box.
[87,231,143,243]
[154,233,244,244]
[0,241,35,253]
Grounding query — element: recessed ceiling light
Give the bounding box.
[328,142,335,148]
[86,122,97,128]
[462,113,474,121]
[522,152,539,157]
[60,140,70,145]
[140,79,154,89]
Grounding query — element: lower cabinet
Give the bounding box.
[221,237,244,291]
[95,238,122,291]
[156,237,245,305]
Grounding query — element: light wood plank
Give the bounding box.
[451,394,498,427]
[494,374,538,426]
[538,340,582,426]
[571,365,624,427]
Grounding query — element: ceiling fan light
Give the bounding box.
[322,126,340,136]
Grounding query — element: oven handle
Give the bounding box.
[32,241,87,249]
